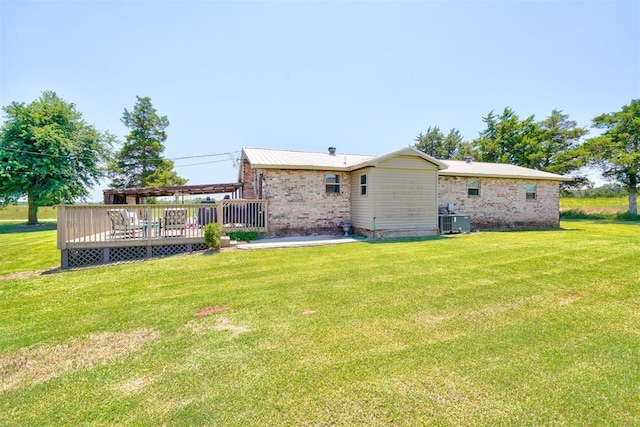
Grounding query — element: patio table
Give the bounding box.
[141,219,160,237]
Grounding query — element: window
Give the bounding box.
[360,174,367,196]
[325,173,340,194]
[467,179,480,196]
[525,183,537,200]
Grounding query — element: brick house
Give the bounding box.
[239,147,572,237]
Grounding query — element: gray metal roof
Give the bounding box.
[440,160,573,181]
[241,147,572,181]
[241,147,447,171]
[242,147,375,170]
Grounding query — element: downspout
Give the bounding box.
[373,216,376,239]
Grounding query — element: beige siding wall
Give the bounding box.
[350,168,373,229]
[376,155,439,171]
[365,157,439,237]
[262,169,351,236]
[438,176,561,229]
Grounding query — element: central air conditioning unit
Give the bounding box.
[439,215,471,234]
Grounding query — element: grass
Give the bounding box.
[559,196,639,221]
[560,196,628,213]
[0,222,59,275]
[0,205,57,221]
[1,220,640,425]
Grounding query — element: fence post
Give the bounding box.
[263,200,268,234]
[57,205,66,250]
[216,202,223,227]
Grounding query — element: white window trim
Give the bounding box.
[468,178,480,196]
[360,173,368,196]
[325,173,341,194]
[525,183,537,200]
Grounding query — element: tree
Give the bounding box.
[582,99,640,214]
[473,107,539,166]
[0,91,112,225]
[414,126,468,159]
[108,96,186,188]
[533,109,588,175]
[414,126,444,158]
[473,107,587,186]
[529,109,590,192]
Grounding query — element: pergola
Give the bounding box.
[103,182,243,204]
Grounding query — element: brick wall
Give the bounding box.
[262,169,351,236]
[240,161,257,199]
[437,176,560,229]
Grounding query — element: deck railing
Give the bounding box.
[57,200,267,249]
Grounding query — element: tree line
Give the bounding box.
[414,102,640,214]
[1,91,639,223]
[0,93,186,224]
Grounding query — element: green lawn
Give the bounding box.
[0,222,59,275]
[560,196,627,213]
[0,205,57,221]
[1,220,639,425]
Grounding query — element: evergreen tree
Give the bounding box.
[108,96,186,188]
[414,126,468,159]
[474,107,586,177]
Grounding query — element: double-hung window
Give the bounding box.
[525,183,537,200]
[360,174,367,196]
[467,179,480,196]
[326,173,340,194]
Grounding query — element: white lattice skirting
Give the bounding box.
[62,243,210,268]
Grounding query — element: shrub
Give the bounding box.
[227,230,259,242]
[204,223,225,249]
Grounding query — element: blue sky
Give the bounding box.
[2,0,639,201]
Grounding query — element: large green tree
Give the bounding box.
[473,107,539,165]
[582,99,640,215]
[535,109,589,191]
[473,107,587,182]
[108,96,186,188]
[0,91,112,225]
[414,126,468,159]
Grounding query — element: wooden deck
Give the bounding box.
[57,201,267,267]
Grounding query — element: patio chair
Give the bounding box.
[106,209,143,238]
[162,208,187,237]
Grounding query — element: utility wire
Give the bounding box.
[0,146,240,163]
[174,158,236,168]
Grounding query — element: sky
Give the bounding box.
[1,0,639,202]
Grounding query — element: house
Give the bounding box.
[56,146,571,268]
[239,146,572,237]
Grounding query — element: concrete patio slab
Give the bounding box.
[237,235,363,250]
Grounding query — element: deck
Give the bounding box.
[57,200,267,267]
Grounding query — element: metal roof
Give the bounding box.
[241,147,447,171]
[242,147,375,170]
[103,182,242,198]
[440,160,573,181]
[241,147,571,181]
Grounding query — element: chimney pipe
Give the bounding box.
[328,147,336,156]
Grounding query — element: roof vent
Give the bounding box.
[464,156,473,163]
[328,147,336,156]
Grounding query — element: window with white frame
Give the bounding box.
[525,183,537,200]
[468,178,480,196]
[325,173,340,194]
[360,174,367,196]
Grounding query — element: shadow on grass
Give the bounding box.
[0,222,57,235]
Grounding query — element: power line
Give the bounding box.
[174,158,236,168]
[0,146,240,163]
